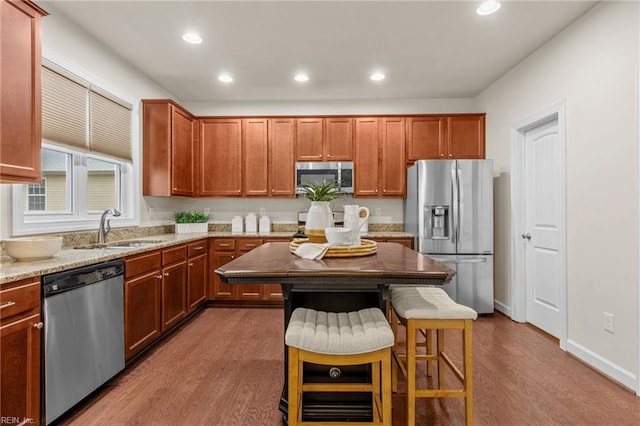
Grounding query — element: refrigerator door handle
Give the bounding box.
[457,167,463,244]
[431,257,488,264]
[451,167,458,245]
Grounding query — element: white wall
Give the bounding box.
[477,1,639,380]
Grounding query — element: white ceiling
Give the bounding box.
[40,1,597,102]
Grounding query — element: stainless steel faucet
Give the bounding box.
[98,208,121,244]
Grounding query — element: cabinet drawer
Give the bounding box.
[188,240,207,257]
[0,279,40,321]
[125,251,162,279]
[238,239,263,252]
[163,244,187,265]
[213,239,235,251]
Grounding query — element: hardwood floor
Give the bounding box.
[59,308,640,426]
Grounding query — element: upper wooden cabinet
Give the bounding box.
[380,117,406,196]
[199,118,243,197]
[243,118,295,197]
[142,100,196,196]
[354,118,380,197]
[0,1,47,183]
[406,114,485,162]
[296,117,354,161]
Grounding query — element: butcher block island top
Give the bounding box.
[216,241,454,286]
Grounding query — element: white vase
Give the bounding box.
[305,201,333,243]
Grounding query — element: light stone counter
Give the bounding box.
[0,229,413,285]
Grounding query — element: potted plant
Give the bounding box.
[297,180,346,243]
[174,211,210,234]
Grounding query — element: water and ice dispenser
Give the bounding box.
[424,205,450,239]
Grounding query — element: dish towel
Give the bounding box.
[294,243,331,260]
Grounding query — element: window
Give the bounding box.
[26,179,47,212]
[11,59,137,236]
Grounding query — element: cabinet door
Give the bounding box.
[354,117,380,197]
[262,284,283,301]
[296,118,323,161]
[325,117,353,161]
[171,106,194,196]
[200,118,243,196]
[210,251,237,299]
[243,118,269,196]
[381,117,406,197]
[187,254,207,312]
[446,115,485,159]
[269,118,296,197]
[406,116,446,161]
[161,262,187,332]
[237,239,263,300]
[0,1,45,183]
[142,101,171,196]
[0,313,41,425]
[124,271,161,359]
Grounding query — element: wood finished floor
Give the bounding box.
[59,307,640,426]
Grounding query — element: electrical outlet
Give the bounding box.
[603,312,615,334]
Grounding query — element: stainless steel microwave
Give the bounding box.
[295,161,354,194]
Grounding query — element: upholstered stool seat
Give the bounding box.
[285,307,394,426]
[390,287,478,426]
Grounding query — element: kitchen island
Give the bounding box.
[215,241,454,423]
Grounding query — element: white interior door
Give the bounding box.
[523,118,562,338]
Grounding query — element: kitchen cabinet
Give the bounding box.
[369,237,414,249]
[0,278,41,425]
[354,117,406,197]
[243,118,295,197]
[199,118,243,196]
[209,237,287,303]
[269,118,296,196]
[0,0,47,183]
[142,100,196,196]
[124,245,189,360]
[209,238,237,299]
[296,117,353,161]
[187,240,208,313]
[406,114,485,162]
[160,245,187,332]
[124,251,162,359]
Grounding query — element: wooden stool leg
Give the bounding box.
[464,320,474,426]
[391,308,399,393]
[406,320,416,426]
[288,346,300,426]
[437,329,445,390]
[425,328,433,376]
[382,349,392,426]
[372,359,381,422]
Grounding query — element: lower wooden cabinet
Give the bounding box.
[0,278,42,425]
[369,237,414,249]
[209,237,287,303]
[187,240,208,313]
[124,244,192,360]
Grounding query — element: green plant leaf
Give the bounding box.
[297,180,346,201]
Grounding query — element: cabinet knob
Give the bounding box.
[33,322,44,329]
[326,155,330,158]
[449,154,452,157]
[231,255,235,259]
[164,272,170,277]
[189,262,194,267]
[173,187,177,191]
[440,154,444,157]
[156,275,163,280]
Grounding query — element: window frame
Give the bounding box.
[11,143,137,236]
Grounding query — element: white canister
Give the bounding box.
[231,216,243,234]
[245,212,258,234]
[259,215,271,235]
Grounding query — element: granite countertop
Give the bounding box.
[0,231,414,285]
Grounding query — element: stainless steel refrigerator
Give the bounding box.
[404,159,494,314]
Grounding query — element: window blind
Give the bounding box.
[41,61,133,162]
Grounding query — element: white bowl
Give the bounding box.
[3,236,63,261]
[324,227,351,246]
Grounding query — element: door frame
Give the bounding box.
[510,100,567,350]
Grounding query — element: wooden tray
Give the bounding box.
[290,238,377,258]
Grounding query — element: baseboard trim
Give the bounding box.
[566,339,637,392]
[494,300,513,318]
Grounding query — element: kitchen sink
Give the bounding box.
[75,240,164,250]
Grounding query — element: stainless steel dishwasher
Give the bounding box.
[42,259,125,425]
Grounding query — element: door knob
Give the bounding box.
[33,322,44,329]
[522,233,531,240]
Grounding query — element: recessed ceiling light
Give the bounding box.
[294,73,309,82]
[218,74,233,83]
[476,0,501,16]
[370,72,386,81]
[182,32,203,44]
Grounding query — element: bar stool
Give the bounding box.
[285,307,395,426]
[390,287,478,426]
